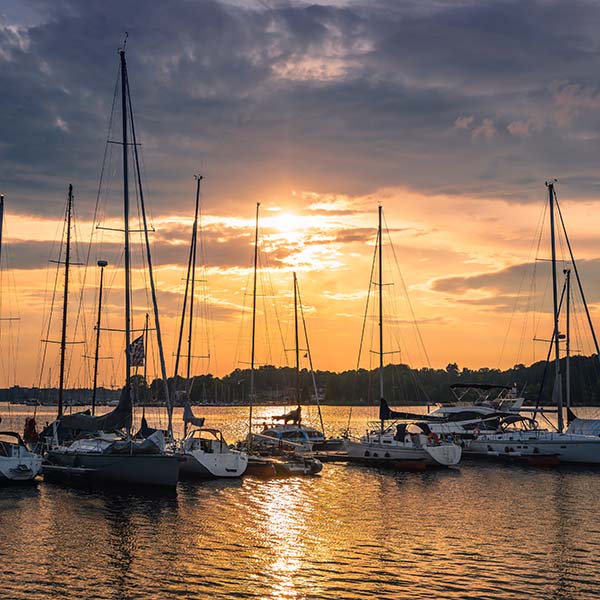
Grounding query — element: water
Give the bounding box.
[1,405,600,599]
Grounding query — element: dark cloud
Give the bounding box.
[430,258,600,312]
[3,0,600,222]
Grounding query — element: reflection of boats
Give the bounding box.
[464,183,600,465]
[0,432,42,483]
[346,206,462,470]
[41,47,180,488]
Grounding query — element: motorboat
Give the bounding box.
[179,428,248,479]
[0,432,42,483]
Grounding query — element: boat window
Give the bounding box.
[282,431,301,440]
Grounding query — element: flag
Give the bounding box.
[128,334,145,367]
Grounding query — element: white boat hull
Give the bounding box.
[179,449,248,479]
[346,438,461,467]
[0,455,42,483]
[467,431,600,464]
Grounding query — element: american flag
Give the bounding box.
[128,334,145,367]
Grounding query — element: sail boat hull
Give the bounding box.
[0,437,42,483]
[346,436,461,468]
[44,450,180,487]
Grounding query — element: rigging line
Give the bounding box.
[503,199,547,367]
[534,278,567,416]
[261,244,288,367]
[382,212,432,369]
[346,223,378,432]
[555,192,600,358]
[36,198,69,390]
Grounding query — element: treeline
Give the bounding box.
[4,354,600,407]
[178,353,600,407]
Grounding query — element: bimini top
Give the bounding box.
[449,383,512,391]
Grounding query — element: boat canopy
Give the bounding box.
[449,383,511,391]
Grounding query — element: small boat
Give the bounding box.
[346,206,462,470]
[257,407,344,452]
[0,432,42,483]
[41,47,180,488]
[0,196,43,484]
[171,177,248,480]
[44,430,180,488]
[255,273,345,452]
[237,205,325,477]
[179,427,248,479]
[464,182,600,465]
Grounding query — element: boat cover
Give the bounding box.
[40,386,132,444]
[103,430,165,454]
[273,406,301,424]
[567,418,600,436]
[183,401,205,427]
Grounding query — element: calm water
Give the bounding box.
[1,404,600,599]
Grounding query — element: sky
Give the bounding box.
[2,0,600,388]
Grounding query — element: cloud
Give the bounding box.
[454,115,474,130]
[471,118,496,140]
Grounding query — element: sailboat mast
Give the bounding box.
[297,276,326,435]
[58,184,73,418]
[565,268,571,412]
[187,175,202,382]
[293,272,300,408]
[548,181,564,432]
[249,202,260,439]
[0,195,4,268]
[124,52,173,436]
[120,49,132,391]
[378,205,384,433]
[91,259,107,415]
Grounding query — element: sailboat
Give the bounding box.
[174,175,248,479]
[346,206,462,469]
[0,194,42,484]
[465,182,600,464]
[257,272,344,451]
[242,204,322,477]
[41,46,180,487]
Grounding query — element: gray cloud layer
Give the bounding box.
[3,0,600,220]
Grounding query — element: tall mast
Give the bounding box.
[91,259,108,415]
[293,271,300,409]
[547,181,564,432]
[0,195,4,269]
[565,268,571,412]
[297,275,326,435]
[120,48,132,393]
[378,205,384,434]
[58,184,73,418]
[187,175,202,383]
[249,202,260,440]
[125,51,173,435]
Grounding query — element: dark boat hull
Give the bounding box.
[44,451,180,488]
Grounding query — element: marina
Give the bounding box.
[3,2,600,598]
[2,405,600,599]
